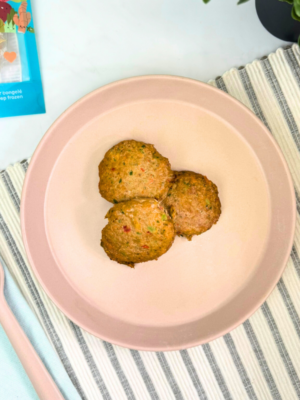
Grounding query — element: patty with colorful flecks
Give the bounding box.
[98,140,173,203]
[163,171,221,241]
[101,198,175,268]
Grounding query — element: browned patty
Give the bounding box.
[98,140,173,203]
[163,171,221,240]
[101,198,175,267]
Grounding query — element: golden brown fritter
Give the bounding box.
[101,199,175,268]
[163,171,221,241]
[98,140,173,203]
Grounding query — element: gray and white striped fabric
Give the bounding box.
[1,44,300,400]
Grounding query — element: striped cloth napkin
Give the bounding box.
[1,44,300,400]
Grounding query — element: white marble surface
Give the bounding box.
[0,0,287,169]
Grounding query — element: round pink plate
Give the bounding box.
[21,76,296,351]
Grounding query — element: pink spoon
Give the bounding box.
[0,259,65,400]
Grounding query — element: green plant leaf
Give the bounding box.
[237,0,250,4]
[278,0,293,4]
[292,6,300,21]
[298,35,300,47]
[27,27,35,33]
[0,19,4,33]
[294,1,300,16]
[203,0,211,3]
[7,7,17,26]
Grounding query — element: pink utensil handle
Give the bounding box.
[0,264,65,400]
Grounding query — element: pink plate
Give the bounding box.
[21,76,296,351]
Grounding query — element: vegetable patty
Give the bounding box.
[163,171,221,240]
[98,140,173,203]
[101,199,175,268]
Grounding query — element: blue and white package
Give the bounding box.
[0,0,45,118]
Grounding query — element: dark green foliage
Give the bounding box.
[7,7,17,26]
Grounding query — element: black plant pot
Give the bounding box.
[256,0,300,42]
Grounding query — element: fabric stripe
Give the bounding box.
[262,58,300,152]
[291,245,300,279]
[21,160,29,172]
[156,353,184,400]
[238,68,270,129]
[223,334,258,400]
[130,350,159,400]
[285,47,300,88]
[296,190,300,216]
[103,342,136,400]
[180,350,208,400]
[221,69,253,108]
[243,320,282,400]
[69,322,111,400]
[277,278,300,340]
[202,344,232,400]
[1,171,20,212]
[216,77,228,92]
[261,302,300,397]
[0,213,87,400]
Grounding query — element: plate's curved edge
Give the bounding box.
[20,75,297,351]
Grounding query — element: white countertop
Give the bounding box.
[0,0,286,169]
